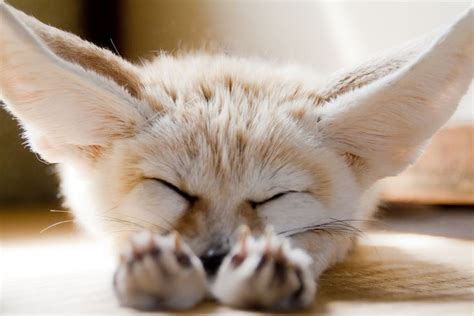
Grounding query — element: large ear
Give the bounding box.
[0,2,148,163]
[317,8,473,186]
[7,4,142,98]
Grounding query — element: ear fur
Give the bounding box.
[7,4,142,98]
[0,3,148,163]
[318,8,473,186]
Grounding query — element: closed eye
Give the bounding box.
[249,190,298,209]
[151,178,198,204]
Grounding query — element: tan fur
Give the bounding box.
[10,6,143,98]
[1,2,472,310]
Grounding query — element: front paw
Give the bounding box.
[212,227,316,310]
[113,231,207,310]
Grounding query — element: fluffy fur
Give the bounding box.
[1,1,472,311]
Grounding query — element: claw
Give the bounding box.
[119,251,127,263]
[264,226,274,253]
[275,244,284,260]
[264,225,274,237]
[131,239,141,257]
[238,225,250,253]
[173,230,182,253]
[148,232,156,249]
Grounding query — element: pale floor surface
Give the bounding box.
[1,204,473,315]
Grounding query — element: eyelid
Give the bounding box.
[249,190,298,208]
[150,178,198,204]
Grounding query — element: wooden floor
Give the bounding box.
[1,204,473,315]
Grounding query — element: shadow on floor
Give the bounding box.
[318,244,473,302]
[376,203,474,240]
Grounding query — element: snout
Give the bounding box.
[199,240,230,276]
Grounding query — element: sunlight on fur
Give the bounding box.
[2,232,472,311]
[0,1,472,311]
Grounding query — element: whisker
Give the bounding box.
[101,205,120,215]
[99,217,145,229]
[277,217,370,238]
[310,228,338,242]
[45,204,171,234]
[40,219,76,234]
[99,214,170,232]
[121,214,168,231]
[321,225,364,237]
[333,217,388,229]
[93,205,161,230]
[328,218,365,235]
[104,228,142,236]
[139,207,176,231]
[109,38,121,57]
[277,219,344,236]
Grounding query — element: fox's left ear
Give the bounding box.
[0,2,148,163]
[317,8,473,186]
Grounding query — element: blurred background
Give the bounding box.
[1,0,472,205]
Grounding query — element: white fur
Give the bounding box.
[114,231,207,310]
[213,230,316,309]
[1,2,472,311]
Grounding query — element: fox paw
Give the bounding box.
[113,231,207,310]
[212,227,316,310]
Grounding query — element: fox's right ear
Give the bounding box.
[0,3,149,163]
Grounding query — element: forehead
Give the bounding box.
[120,54,328,195]
[132,102,318,194]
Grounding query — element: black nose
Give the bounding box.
[199,244,230,275]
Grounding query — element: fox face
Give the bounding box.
[1,2,472,310]
[59,55,361,256]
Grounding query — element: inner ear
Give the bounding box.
[9,4,142,98]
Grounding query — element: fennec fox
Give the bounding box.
[1,2,472,311]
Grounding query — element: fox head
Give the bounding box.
[1,3,472,263]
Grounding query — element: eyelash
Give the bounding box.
[149,178,296,208]
[249,191,297,209]
[152,178,198,204]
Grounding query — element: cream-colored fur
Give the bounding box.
[1,1,472,311]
